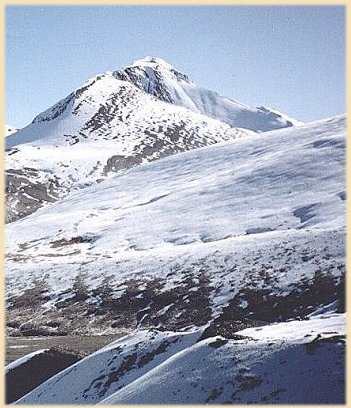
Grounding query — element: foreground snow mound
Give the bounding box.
[14,314,345,404]
[100,314,345,405]
[6,115,345,335]
[14,329,201,404]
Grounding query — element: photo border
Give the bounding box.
[1,1,349,407]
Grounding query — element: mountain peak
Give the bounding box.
[121,56,195,86]
[113,57,301,132]
[131,56,174,68]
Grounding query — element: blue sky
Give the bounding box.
[6,5,345,128]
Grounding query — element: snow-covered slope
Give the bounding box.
[5,124,18,137]
[100,314,345,405]
[14,330,201,404]
[15,313,345,404]
[5,70,249,222]
[6,115,345,337]
[115,57,302,132]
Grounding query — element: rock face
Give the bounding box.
[5,168,61,223]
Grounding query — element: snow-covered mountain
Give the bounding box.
[5,73,249,223]
[5,57,300,223]
[7,115,345,338]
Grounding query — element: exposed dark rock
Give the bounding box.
[50,236,94,248]
[5,169,61,223]
[32,93,75,123]
[208,338,228,349]
[199,317,263,342]
[304,334,346,354]
[6,347,84,403]
[103,155,142,175]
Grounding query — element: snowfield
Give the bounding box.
[6,114,345,336]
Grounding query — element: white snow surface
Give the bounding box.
[236,312,345,342]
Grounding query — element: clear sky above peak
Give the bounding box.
[6,5,345,128]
